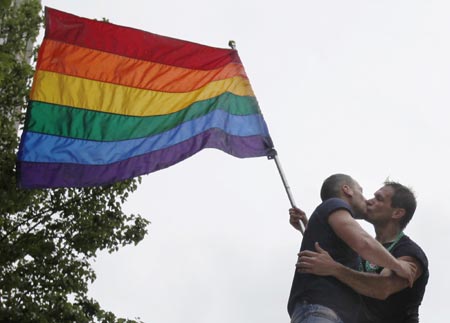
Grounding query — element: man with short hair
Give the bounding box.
[287,174,416,323]
[296,181,429,322]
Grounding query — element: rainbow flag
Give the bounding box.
[17,7,273,189]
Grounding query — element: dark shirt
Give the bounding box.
[287,198,362,323]
[359,235,429,323]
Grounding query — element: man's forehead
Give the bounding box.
[376,186,394,198]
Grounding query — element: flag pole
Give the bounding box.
[267,149,304,235]
[228,40,304,235]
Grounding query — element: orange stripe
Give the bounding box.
[37,39,248,93]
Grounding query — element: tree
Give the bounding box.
[0,1,150,322]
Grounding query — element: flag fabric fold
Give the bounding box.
[17,7,273,189]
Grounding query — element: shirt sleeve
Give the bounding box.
[391,236,429,272]
[318,198,354,223]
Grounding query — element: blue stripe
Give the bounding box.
[18,110,270,165]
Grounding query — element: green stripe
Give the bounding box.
[26,93,261,142]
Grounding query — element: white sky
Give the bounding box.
[39,1,449,322]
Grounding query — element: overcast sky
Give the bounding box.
[38,1,449,322]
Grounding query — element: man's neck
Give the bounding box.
[374,223,402,244]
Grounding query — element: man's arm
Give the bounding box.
[298,243,423,300]
[327,210,416,286]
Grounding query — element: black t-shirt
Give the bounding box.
[359,235,429,323]
[287,198,361,323]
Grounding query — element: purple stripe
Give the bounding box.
[17,129,273,189]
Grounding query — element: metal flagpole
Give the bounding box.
[228,40,305,235]
[267,149,305,235]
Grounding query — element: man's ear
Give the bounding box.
[392,208,406,220]
[342,184,353,197]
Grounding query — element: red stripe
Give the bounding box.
[45,7,242,70]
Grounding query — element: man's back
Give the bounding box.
[288,198,361,323]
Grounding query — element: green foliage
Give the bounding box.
[0,2,149,322]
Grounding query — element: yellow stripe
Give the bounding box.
[30,71,255,116]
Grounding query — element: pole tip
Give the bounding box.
[228,40,236,49]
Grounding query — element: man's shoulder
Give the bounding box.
[318,198,353,217]
[397,235,427,255]
[320,197,350,208]
[394,235,429,269]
